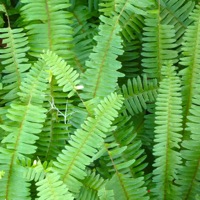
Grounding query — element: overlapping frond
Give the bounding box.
[76,170,105,200]
[118,39,141,81]
[0,26,30,102]
[0,59,48,199]
[53,93,123,194]
[72,5,98,72]
[152,64,182,199]
[159,0,195,44]
[121,75,158,115]
[105,173,148,200]
[36,50,81,161]
[20,0,74,62]
[21,158,51,182]
[100,0,153,41]
[142,10,178,81]
[96,115,148,199]
[35,83,72,161]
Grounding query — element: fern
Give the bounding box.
[35,50,81,161]
[72,5,98,72]
[142,9,178,80]
[0,5,30,102]
[80,15,123,100]
[121,75,158,115]
[179,4,200,140]
[36,172,74,200]
[118,39,142,83]
[177,92,200,199]
[159,0,195,45]
[0,59,48,199]
[76,170,105,200]
[20,0,74,62]
[105,173,148,200]
[1,1,200,199]
[41,50,80,98]
[152,63,182,199]
[53,93,123,194]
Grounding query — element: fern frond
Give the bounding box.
[41,50,80,98]
[36,172,74,200]
[99,0,152,17]
[159,0,195,44]
[72,6,98,72]
[53,93,123,194]
[0,60,48,199]
[81,15,123,100]
[72,5,98,72]
[118,39,141,83]
[177,93,200,199]
[96,114,148,199]
[38,50,82,161]
[99,0,152,42]
[142,10,178,81]
[98,187,115,200]
[179,4,200,139]
[0,27,30,102]
[121,75,158,115]
[152,63,182,199]
[18,60,48,104]
[105,173,148,200]
[19,157,51,182]
[98,115,147,177]
[76,170,105,200]
[20,0,74,62]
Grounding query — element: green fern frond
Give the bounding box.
[96,115,148,199]
[121,75,158,115]
[0,60,48,199]
[81,15,123,100]
[0,27,30,102]
[152,63,182,199]
[20,0,74,62]
[99,0,152,17]
[36,83,72,161]
[35,52,83,161]
[142,105,155,149]
[19,157,52,182]
[159,0,195,44]
[99,0,152,42]
[118,39,141,84]
[98,187,115,200]
[20,157,73,200]
[105,173,149,200]
[98,115,147,177]
[41,50,80,98]
[18,60,48,104]
[142,10,178,81]
[177,92,200,199]
[76,170,105,200]
[36,172,74,200]
[179,4,200,139]
[38,50,80,161]
[72,5,98,72]
[53,93,123,194]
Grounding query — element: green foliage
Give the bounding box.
[0,0,200,200]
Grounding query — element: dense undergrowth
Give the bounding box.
[0,0,200,199]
